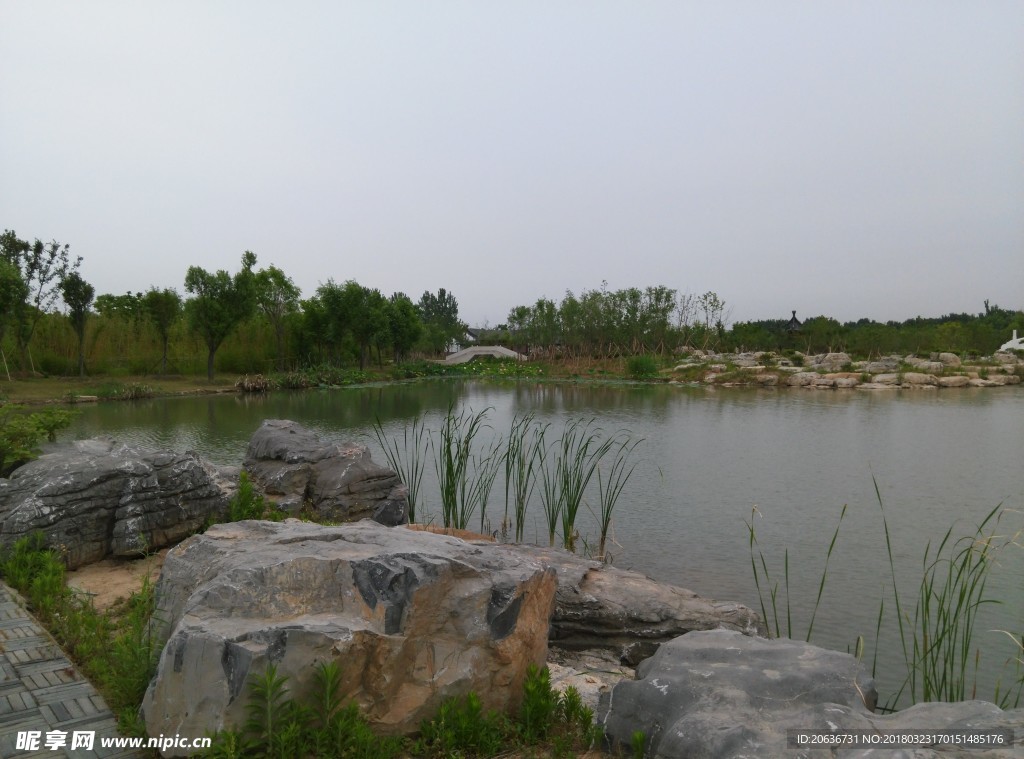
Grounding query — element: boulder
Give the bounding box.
[143,519,557,750]
[508,545,766,665]
[864,357,901,373]
[807,352,852,372]
[0,438,232,569]
[938,352,962,367]
[873,373,901,385]
[938,375,971,388]
[787,372,819,387]
[599,629,1024,758]
[901,372,938,386]
[916,361,946,373]
[244,419,408,525]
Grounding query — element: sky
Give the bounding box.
[1,1,1022,328]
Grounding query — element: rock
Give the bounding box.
[547,648,633,713]
[599,629,877,758]
[787,372,819,386]
[599,629,1024,758]
[143,519,557,749]
[938,375,971,387]
[807,352,852,372]
[508,545,766,665]
[754,373,778,386]
[0,438,231,569]
[864,357,901,373]
[812,376,836,388]
[244,419,408,525]
[833,377,860,388]
[993,352,1019,365]
[873,373,901,385]
[901,372,938,386]
[986,374,1021,386]
[938,352,962,367]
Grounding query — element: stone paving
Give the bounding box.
[0,582,148,758]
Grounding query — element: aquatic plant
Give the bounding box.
[373,415,428,522]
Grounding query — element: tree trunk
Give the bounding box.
[207,348,216,381]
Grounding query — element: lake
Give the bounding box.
[66,380,1024,706]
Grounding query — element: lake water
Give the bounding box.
[66,380,1024,706]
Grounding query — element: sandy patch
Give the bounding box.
[65,549,169,611]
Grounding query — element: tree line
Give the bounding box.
[2,228,1021,381]
[1,230,467,380]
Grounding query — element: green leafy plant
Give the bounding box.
[0,404,77,475]
[229,471,267,522]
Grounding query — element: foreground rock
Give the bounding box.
[508,545,766,664]
[143,519,557,750]
[599,629,1023,758]
[0,439,232,569]
[244,419,408,525]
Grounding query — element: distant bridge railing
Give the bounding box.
[442,346,527,365]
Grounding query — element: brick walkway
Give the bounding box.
[0,583,148,758]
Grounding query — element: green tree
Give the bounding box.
[59,272,95,376]
[417,288,465,355]
[0,258,28,352]
[184,252,257,380]
[0,230,82,373]
[386,293,423,363]
[254,265,300,369]
[142,288,183,375]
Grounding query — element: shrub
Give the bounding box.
[626,355,659,379]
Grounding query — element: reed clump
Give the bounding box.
[376,406,642,558]
[746,480,1024,710]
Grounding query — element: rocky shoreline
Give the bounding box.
[675,349,1024,389]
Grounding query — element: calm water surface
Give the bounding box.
[67,381,1024,704]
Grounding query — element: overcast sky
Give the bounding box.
[2,1,1021,328]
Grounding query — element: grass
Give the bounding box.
[746,481,1024,710]
[0,533,160,734]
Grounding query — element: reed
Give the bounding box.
[432,406,504,530]
[504,414,548,542]
[555,419,618,553]
[747,479,1022,709]
[595,436,642,561]
[373,415,428,523]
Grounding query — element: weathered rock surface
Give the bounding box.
[787,371,819,386]
[0,438,232,569]
[599,629,1023,758]
[244,419,408,525]
[143,519,557,750]
[807,352,852,372]
[938,352,962,367]
[507,545,766,665]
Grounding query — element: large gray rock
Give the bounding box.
[509,545,766,665]
[807,352,852,372]
[0,438,232,569]
[599,629,1023,758]
[244,419,408,525]
[143,519,557,750]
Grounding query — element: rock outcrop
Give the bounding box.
[599,629,1024,758]
[143,519,557,750]
[508,545,766,665]
[243,419,408,525]
[0,438,232,569]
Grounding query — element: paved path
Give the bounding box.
[0,583,148,758]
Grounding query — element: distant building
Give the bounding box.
[786,310,802,333]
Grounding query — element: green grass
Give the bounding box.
[0,533,159,734]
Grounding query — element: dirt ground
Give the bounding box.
[65,549,169,610]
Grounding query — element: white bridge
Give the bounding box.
[999,330,1024,352]
[443,345,526,364]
